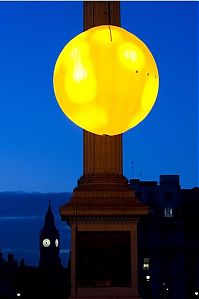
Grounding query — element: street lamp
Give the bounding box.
[53,25,159,135]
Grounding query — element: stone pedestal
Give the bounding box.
[70,222,142,297]
[65,219,143,299]
[60,172,148,299]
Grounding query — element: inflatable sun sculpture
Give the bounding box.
[53,25,159,136]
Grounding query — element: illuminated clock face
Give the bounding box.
[55,239,59,247]
[43,238,50,247]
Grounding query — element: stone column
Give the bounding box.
[83,1,122,178]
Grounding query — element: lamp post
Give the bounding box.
[54,1,159,298]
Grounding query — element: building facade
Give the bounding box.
[129,175,199,299]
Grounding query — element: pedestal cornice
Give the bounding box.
[60,174,148,222]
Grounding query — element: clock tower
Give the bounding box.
[39,201,61,270]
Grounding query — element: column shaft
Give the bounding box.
[83,1,122,176]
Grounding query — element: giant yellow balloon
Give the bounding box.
[53,25,159,135]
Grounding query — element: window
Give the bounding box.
[164,208,173,218]
[146,275,150,281]
[143,257,150,270]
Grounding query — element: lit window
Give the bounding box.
[143,257,150,270]
[195,291,199,296]
[146,275,150,281]
[164,208,173,218]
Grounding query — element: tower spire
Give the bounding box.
[44,199,56,229]
[39,201,61,269]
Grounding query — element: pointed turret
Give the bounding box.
[43,200,57,230]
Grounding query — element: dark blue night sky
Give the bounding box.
[0,1,198,266]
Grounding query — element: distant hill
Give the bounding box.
[0,191,72,217]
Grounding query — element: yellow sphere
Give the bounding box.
[53,25,159,136]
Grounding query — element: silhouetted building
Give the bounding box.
[0,202,68,299]
[129,175,199,299]
[181,187,199,298]
[38,201,68,299]
[39,201,61,270]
